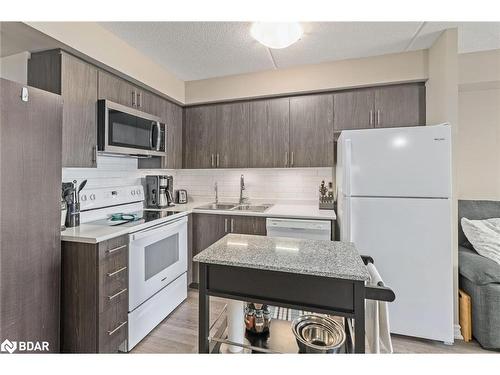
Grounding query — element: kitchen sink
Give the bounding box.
[231,204,273,212]
[196,203,239,210]
[195,203,273,213]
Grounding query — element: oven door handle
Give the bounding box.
[130,217,187,241]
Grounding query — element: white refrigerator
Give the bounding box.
[336,124,454,343]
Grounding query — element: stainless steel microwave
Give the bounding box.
[98,99,166,157]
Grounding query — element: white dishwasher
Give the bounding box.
[266,218,332,240]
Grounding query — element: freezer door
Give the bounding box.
[344,125,451,198]
[350,196,454,342]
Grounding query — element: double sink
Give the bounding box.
[195,202,273,213]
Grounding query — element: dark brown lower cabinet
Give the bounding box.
[0,79,62,353]
[190,214,267,285]
[61,235,128,353]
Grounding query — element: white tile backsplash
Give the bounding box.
[172,167,333,201]
[62,155,333,202]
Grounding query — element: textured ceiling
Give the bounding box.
[99,22,500,81]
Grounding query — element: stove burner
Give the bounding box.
[87,210,183,227]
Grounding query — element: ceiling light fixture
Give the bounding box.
[250,22,303,49]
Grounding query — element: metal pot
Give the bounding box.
[292,315,345,354]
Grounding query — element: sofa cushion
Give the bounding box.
[458,200,500,246]
[459,246,500,285]
[461,217,500,265]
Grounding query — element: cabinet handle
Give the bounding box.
[137,92,142,108]
[290,152,294,167]
[106,244,127,255]
[285,151,288,167]
[107,266,127,277]
[132,91,136,107]
[231,219,234,233]
[369,110,373,126]
[107,321,127,336]
[211,154,214,168]
[377,110,381,126]
[108,288,127,301]
[92,145,97,165]
[224,218,228,233]
[216,153,220,168]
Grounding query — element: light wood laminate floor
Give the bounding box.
[131,290,491,354]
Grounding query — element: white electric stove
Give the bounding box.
[80,185,188,351]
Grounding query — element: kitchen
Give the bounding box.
[1,5,500,372]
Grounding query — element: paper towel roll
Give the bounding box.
[227,300,244,353]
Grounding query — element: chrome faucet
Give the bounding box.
[239,174,248,204]
[214,182,218,204]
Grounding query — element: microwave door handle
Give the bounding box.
[149,122,154,150]
[156,122,161,151]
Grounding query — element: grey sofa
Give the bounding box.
[458,200,500,349]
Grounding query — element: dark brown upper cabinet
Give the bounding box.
[334,89,375,130]
[184,106,217,169]
[28,50,98,168]
[97,70,137,108]
[249,98,290,168]
[164,101,184,169]
[289,94,334,167]
[216,102,250,168]
[374,84,425,128]
[98,71,157,114]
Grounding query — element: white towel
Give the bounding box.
[365,263,393,354]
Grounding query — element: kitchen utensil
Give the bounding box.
[292,315,345,353]
[61,199,67,231]
[78,179,87,195]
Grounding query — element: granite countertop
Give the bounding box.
[193,233,369,281]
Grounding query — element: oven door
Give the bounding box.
[128,217,187,311]
[98,99,166,157]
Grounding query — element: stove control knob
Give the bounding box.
[136,189,142,195]
[81,194,87,201]
[90,194,96,201]
[131,190,136,196]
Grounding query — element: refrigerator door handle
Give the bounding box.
[343,139,352,197]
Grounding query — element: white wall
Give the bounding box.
[457,50,500,200]
[0,51,30,84]
[185,50,428,104]
[425,28,460,336]
[62,156,332,203]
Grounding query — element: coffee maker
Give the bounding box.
[146,175,174,208]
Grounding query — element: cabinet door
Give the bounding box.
[61,53,98,167]
[165,101,183,169]
[184,106,217,169]
[290,94,334,167]
[192,214,227,284]
[1,79,62,352]
[333,89,375,131]
[98,71,136,108]
[216,102,250,168]
[374,84,425,128]
[249,98,290,168]
[135,88,158,116]
[230,216,267,236]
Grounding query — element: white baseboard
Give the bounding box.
[454,323,464,340]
